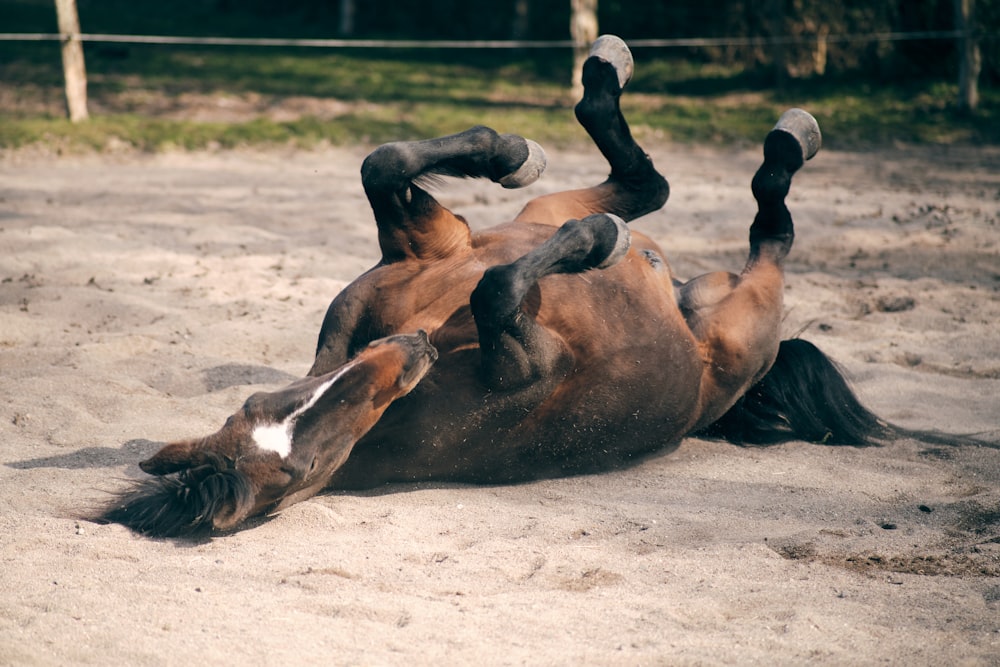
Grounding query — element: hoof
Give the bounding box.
[590,213,632,270]
[498,137,547,189]
[588,35,633,91]
[773,108,822,162]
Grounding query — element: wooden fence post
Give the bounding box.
[338,0,355,37]
[55,0,89,122]
[955,0,981,112]
[570,0,598,99]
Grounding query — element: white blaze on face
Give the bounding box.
[252,421,295,458]
[251,361,357,459]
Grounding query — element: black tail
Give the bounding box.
[699,339,998,448]
[98,458,254,538]
[699,338,893,446]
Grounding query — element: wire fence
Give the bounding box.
[0,30,977,50]
[4,27,986,122]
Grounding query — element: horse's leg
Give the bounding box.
[470,212,631,390]
[311,126,546,373]
[679,109,821,428]
[361,125,546,263]
[515,35,669,225]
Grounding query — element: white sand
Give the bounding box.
[1,143,998,665]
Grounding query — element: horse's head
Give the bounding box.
[102,331,437,536]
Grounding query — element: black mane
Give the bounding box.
[99,462,254,538]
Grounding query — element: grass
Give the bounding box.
[1,40,997,153]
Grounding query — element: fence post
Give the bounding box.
[55,0,89,122]
[955,0,981,112]
[570,0,598,99]
[338,0,355,37]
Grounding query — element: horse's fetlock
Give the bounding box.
[751,167,792,206]
[762,130,805,174]
[574,94,616,128]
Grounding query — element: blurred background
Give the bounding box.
[1,0,997,150]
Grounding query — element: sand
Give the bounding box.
[1,141,998,665]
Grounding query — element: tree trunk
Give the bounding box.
[813,25,829,76]
[55,0,88,122]
[955,0,981,112]
[570,0,598,99]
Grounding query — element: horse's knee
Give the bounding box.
[519,213,632,277]
[361,142,414,197]
[471,213,629,336]
[470,263,529,333]
[471,268,569,391]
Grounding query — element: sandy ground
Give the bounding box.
[1,140,999,665]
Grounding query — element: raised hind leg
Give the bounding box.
[679,109,822,429]
[361,125,546,263]
[515,35,669,226]
[470,212,631,390]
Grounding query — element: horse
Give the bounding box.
[100,35,890,537]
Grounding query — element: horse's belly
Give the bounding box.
[336,326,702,487]
[330,231,703,487]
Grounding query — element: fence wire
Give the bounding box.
[0,30,978,49]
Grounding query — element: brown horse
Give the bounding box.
[101,36,889,537]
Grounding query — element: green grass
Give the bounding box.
[1,40,997,153]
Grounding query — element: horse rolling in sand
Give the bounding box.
[101,36,895,537]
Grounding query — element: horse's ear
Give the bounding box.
[139,440,199,475]
[397,329,435,392]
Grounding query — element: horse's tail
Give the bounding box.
[698,338,999,448]
[698,338,893,446]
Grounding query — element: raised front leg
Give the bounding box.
[362,125,546,263]
[516,35,669,226]
[470,213,631,390]
[310,126,548,374]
